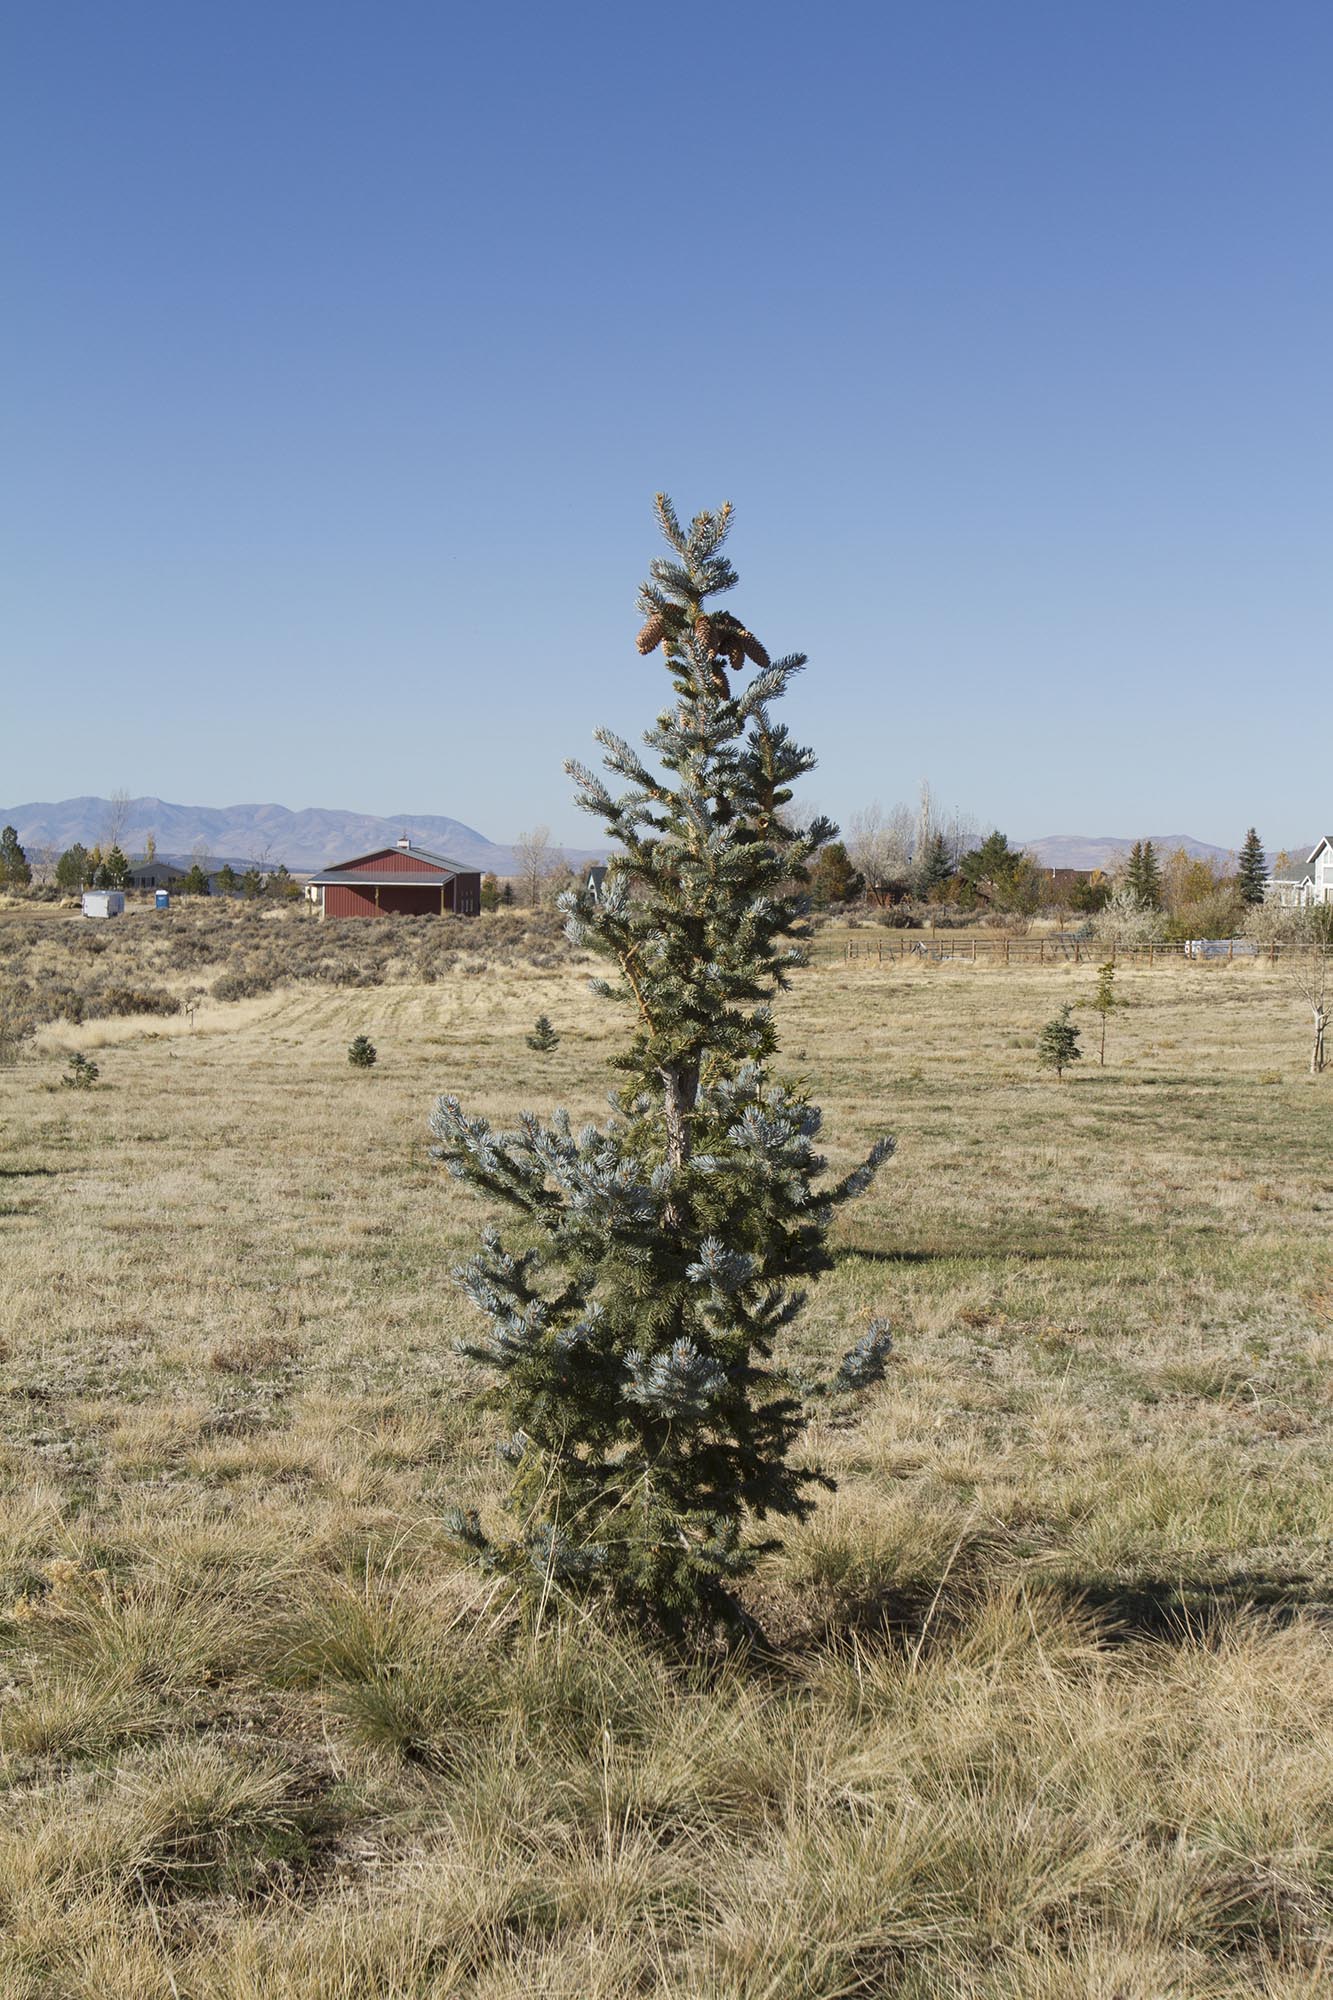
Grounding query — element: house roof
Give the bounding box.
[1307,837,1333,864]
[325,843,469,871]
[307,843,475,886]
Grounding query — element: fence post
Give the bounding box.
[1039,938,1045,964]
[1004,938,1009,965]
[1074,940,1081,963]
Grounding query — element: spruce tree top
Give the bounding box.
[430,498,893,1627]
[562,495,839,1150]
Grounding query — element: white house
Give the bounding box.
[1267,837,1333,908]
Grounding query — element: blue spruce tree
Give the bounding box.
[431,497,894,1629]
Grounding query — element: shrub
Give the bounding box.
[1161,888,1244,944]
[348,1035,377,1069]
[97,985,181,1019]
[212,966,279,1003]
[0,980,34,1064]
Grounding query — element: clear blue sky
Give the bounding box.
[5,2,1329,849]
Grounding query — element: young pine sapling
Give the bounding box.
[1037,1004,1082,1080]
[1090,960,1117,1066]
[61,1051,100,1089]
[431,497,894,1632]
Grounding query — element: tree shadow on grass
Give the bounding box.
[833,1241,1102,1267]
[1048,1571,1332,1641]
[758,1559,1332,1664]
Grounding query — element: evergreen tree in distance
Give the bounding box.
[431,498,894,1631]
[1124,841,1143,896]
[0,826,31,889]
[348,1034,378,1069]
[1037,1004,1082,1080]
[1125,840,1162,910]
[1237,828,1268,906]
[103,844,131,889]
[1139,842,1162,909]
[526,1014,561,1052]
[56,845,90,892]
[808,840,863,908]
[916,831,953,898]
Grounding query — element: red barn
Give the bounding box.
[309,837,482,918]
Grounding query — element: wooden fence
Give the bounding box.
[827,935,1310,968]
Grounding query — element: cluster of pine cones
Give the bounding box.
[635,609,770,672]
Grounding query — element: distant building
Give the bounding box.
[585,864,609,902]
[307,836,482,919]
[1037,867,1096,900]
[127,859,186,892]
[1267,838,1333,908]
[82,890,125,919]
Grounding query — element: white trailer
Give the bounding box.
[81,891,126,919]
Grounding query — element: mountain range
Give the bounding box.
[1020,833,1313,871]
[0,798,1313,879]
[0,796,606,877]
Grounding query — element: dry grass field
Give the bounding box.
[1,908,1330,1997]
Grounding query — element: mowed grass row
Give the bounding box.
[1,946,1330,1997]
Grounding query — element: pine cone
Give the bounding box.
[740,631,770,669]
[728,643,745,672]
[694,613,714,653]
[636,616,665,655]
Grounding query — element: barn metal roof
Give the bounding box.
[308,843,476,885]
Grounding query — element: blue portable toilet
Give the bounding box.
[155,890,170,910]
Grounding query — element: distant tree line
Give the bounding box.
[32,840,302,898]
[813,793,1282,940]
